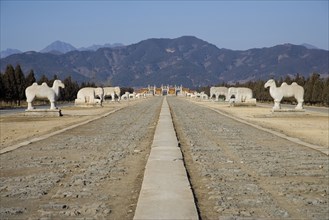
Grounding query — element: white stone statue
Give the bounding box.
[210,87,228,101]
[75,87,104,105]
[103,86,121,101]
[136,92,146,99]
[200,92,208,100]
[121,92,130,100]
[264,79,304,110]
[226,87,253,103]
[129,92,136,99]
[25,80,65,110]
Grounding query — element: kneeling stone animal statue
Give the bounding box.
[75,87,104,105]
[264,79,304,110]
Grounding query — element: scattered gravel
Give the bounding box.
[1,96,328,220]
[168,97,328,220]
[0,97,162,219]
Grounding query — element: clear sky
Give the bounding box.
[1,0,328,52]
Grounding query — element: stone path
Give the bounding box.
[134,97,199,220]
[168,97,329,219]
[1,96,328,219]
[0,97,162,219]
[0,108,124,154]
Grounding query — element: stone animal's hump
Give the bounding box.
[280,82,288,87]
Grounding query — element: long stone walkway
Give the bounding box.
[133,97,199,220]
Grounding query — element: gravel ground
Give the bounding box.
[1,96,328,220]
[168,97,328,220]
[0,97,162,220]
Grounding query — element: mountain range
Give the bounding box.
[1,36,328,88]
[0,41,124,58]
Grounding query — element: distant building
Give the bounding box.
[139,85,191,96]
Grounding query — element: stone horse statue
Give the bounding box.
[264,79,304,110]
[25,80,65,110]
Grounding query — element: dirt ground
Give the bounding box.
[191,99,329,153]
[0,97,328,219]
[2,99,327,154]
[168,97,328,219]
[0,101,132,151]
[0,98,161,219]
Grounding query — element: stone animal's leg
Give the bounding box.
[50,101,56,109]
[49,97,56,109]
[27,102,33,110]
[26,95,35,110]
[295,96,304,109]
[295,101,304,109]
[273,100,281,110]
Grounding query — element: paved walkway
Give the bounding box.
[133,97,199,220]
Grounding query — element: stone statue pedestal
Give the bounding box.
[230,98,257,107]
[25,109,63,117]
[271,108,305,113]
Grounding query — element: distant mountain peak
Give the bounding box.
[40,41,76,54]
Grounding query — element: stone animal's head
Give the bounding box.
[114,87,121,94]
[95,87,104,100]
[264,79,275,88]
[53,80,65,89]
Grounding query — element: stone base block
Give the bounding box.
[75,103,103,107]
[231,98,257,107]
[25,109,62,116]
[271,108,305,113]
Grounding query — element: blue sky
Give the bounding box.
[1,0,328,52]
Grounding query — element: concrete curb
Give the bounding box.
[133,97,199,220]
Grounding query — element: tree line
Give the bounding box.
[1,64,328,106]
[0,64,135,107]
[199,73,329,106]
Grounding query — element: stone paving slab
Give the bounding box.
[133,97,199,220]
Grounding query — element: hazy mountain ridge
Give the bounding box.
[1,36,328,87]
[0,48,22,58]
[1,41,124,58]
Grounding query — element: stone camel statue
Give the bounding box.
[264,79,304,110]
[25,80,65,110]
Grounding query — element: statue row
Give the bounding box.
[210,87,254,104]
[74,87,147,106]
[209,79,304,109]
[75,87,120,105]
[24,79,304,110]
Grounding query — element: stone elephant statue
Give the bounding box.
[226,87,253,103]
[75,87,104,105]
[103,86,121,101]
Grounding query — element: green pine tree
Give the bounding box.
[25,69,36,87]
[321,77,329,106]
[14,64,26,105]
[2,64,17,103]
